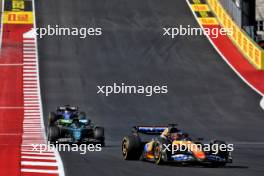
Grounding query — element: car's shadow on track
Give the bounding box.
[102,144,248,169]
[221,166,249,169]
[101,144,118,148]
[161,163,248,169]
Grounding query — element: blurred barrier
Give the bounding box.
[207,0,264,70]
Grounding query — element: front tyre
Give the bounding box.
[153,142,166,165]
[122,135,142,160]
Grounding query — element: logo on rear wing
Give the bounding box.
[133,126,167,135]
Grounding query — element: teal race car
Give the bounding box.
[47,105,105,146]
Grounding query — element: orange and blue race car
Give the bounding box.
[122,124,233,167]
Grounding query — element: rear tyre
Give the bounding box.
[47,126,60,143]
[79,112,86,119]
[122,135,142,160]
[48,112,57,126]
[211,140,229,158]
[210,140,229,167]
[94,127,105,146]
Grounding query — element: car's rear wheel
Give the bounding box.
[122,135,142,160]
[79,112,86,119]
[47,126,60,143]
[209,140,229,167]
[94,127,105,146]
[211,140,229,158]
[48,112,57,126]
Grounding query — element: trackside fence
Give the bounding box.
[207,0,264,70]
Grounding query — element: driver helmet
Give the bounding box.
[63,110,71,120]
[181,132,190,140]
[168,127,181,141]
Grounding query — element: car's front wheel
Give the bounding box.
[153,142,166,165]
[122,135,142,160]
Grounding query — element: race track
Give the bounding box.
[36,0,264,176]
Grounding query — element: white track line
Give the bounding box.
[22,152,55,156]
[21,169,59,174]
[23,59,36,62]
[23,51,36,54]
[23,78,38,81]
[21,161,58,166]
[23,43,35,47]
[24,101,39,103]
[24,104,40,109]
[23,64,37,70]
[23,48,36,51]
[22,156,56,160]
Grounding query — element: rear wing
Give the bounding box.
[57,105,78,111]
[132,124,178,135]
[132,126,167,135]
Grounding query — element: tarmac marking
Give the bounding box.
[23,51,36,54]
[21,161,58,166]
[23,47,36,51]
[23,59,36,62]
[22,152,55,156]
[22,156,56,160]
[23,43,35,47]
[21,169,59,174]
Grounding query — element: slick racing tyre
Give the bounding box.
[79,111,86,119]
[94,127,105,146]
[153,142,166,165]
[48,112,57,126]
[211,140,229,159]
[122,135,142,160]
[209,140,229,167]
[47,126,60,143]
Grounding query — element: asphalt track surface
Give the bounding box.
[36,0,264,176]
